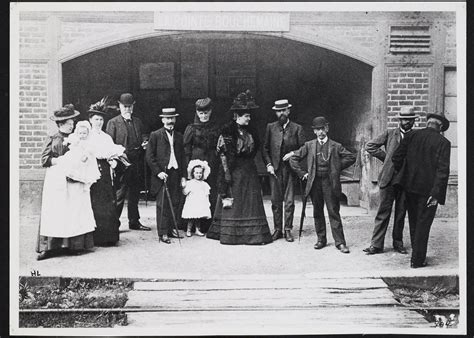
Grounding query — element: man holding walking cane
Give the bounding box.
[290,116,355,253]
[146,108,186,244]
[263,99,305,242]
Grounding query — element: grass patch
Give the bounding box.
[20,311,127,328]
[19,278,133,309]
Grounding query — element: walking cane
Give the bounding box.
[298,178,308,242]
[144,159,149,207]
[164,180,182,246]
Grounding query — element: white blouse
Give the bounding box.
[88,129,125,159]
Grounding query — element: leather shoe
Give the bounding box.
[159,235,171,244]
[314,241,326,250]
[364,246,383,255]
[129,222,151,231]
[284,230,294,242]
[393,245,408,254]
[169,229,183,238]
[36,251,52,261]
[410,261,427,268]
[337,244,350,253]
[272,230,283,241]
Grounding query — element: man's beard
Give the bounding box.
[278,115,288,125]
[165,123,175,130]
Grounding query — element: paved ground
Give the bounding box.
[18,200,459,279]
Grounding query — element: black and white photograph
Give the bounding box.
[10,2,467,335]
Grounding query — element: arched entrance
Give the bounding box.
[62,32,373,204]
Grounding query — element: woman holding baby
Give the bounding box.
[36,104,97,260]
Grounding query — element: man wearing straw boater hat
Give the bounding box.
[392,112,451,268]
[363,106,419,255]
[289,116,356,253]
[146,107,186,244]
[106,93,150,231]
[263,99,305,242]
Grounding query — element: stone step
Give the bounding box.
[126,307,431,331]
[133,277,389,291]
[124,277,430,330]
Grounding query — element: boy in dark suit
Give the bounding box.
[263,99,305,242]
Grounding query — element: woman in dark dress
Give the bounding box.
[206,90,273,245]
[37,104,96,260]
[183,97,221,233]
[87,98,124,245]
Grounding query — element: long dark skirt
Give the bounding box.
[90,159,119,245]
[207,157,272,245]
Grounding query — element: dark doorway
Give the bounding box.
[62,33,373,202]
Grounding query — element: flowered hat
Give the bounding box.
[88,97,111,117]
[230,90,259,110]
[187,159,211,180]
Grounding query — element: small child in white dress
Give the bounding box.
[181,159,212,237]
[61,121,101,186]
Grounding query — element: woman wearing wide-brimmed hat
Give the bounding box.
[206,90,273,245]
[87,98,128,246]
[36,104,96,260]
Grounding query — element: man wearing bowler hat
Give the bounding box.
[106,93,150,231]
[290,116,356,253]
[146,108,186,244]
[263,99,305,242]
[363,106,418,255]
[392,113,451,268]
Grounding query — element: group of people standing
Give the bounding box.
[36,89,451,269]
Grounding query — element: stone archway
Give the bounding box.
[61,31,375,206]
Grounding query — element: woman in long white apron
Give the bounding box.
[36,104,96,260]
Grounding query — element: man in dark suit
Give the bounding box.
[363,106,418,255]
[263,99,305,242]
[392,113,451,268]
[106,93,150,231]
[290,117,356,253]
[146,108,186,244]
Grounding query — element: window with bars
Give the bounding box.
[389,26,431,54]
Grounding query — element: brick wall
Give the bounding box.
[386,67,430,129]
[19,62,49,170]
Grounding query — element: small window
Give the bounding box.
[389,26,431,54]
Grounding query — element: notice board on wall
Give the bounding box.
[215,40,257,98]
[180,43,208,98]
[139,62,175,89]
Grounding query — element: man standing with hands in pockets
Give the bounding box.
[263,99,305,242]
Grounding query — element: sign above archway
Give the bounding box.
[154,12,290,31]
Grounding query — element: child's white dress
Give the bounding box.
[181,179,212,219]
[60,138,101,185]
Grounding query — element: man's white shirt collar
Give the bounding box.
[319,136,328,145]
[283,120,290,129]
